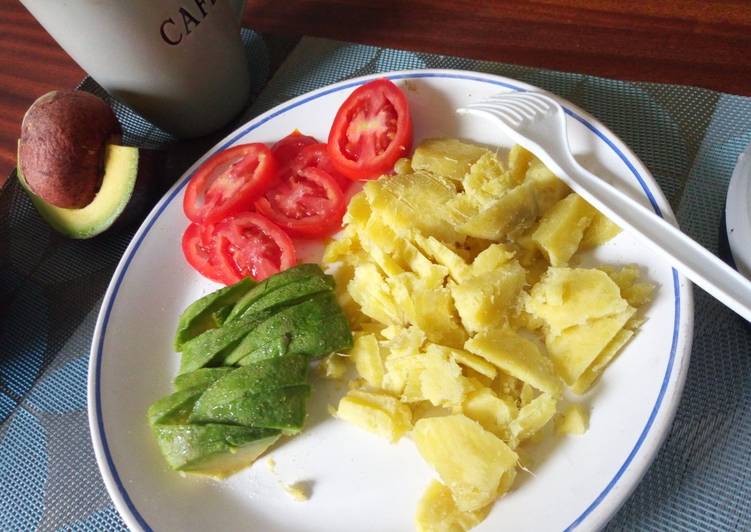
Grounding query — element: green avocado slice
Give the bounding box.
[152,423,280,477]
[173,367,233,392]
[189,384,311,432]
[17,143,139,239]
[174,277,255,351]
[193,355,309,410]
[223,292,353,366]
[225,263,332,322]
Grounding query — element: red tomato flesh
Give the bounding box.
[255,166,345,238]
[211,213,297,282]
[183,143,277,224]
[285,142,350,191]
[271,130,318,164]
[327,78,412,181]
[181,223,230,284]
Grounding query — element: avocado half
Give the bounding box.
[17,143,139,239]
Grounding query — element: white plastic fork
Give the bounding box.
[458,91,751,323]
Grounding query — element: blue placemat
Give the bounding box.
[2,33,750,531]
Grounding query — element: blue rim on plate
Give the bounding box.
[89,70,689,531]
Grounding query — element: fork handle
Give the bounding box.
[539,147,751,323]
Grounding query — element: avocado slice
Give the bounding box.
[193,355,309,409]
[147,385,206,427]
[152,423,280,477]
[189,384,311,432]
[223,292,353,366]
[173,367,233,391]
[16,143,139,239]
[236,334,291,365]
[174,277,255,351]
[225,264,332,322]
[228,274,334,324]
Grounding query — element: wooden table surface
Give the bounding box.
[2,0,750,185]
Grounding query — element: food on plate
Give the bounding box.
[16,90,149,239]
[323,138,654,530]
[327,78,413,181]
[183,143,277,224]
[254,166,346,237]
[148,264,353,478]
[181,78,413,282]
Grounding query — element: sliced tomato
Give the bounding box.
[181,223,230,284]
[255,166,346,238]
[327,78,412,181]
[183,143,277,224]
[211,213,297,282]
[271,130,318,164]
[285,143,350,191]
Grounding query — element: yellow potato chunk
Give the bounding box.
[532,193,597,266]
[336,390,412,443]
[470,243,515,276]
[507,144,534,184]
[462,387,517,438]
[546,307,636,384]
[350,333,384,388]
[412,287,467,348]
[463,152,515,207]
[364,171,464,243]
[419,347,469,407]
[524,159,570,216]
[411,138,489,181]
[509,393,558,445]
[414,234,472,282]
[319,353,348,380]
[348,263,403,325]
[394,157,413,175]
[600,264,655,307]
[426,343,498,380]
[465,328,562,397]
[556,404,589,435]
[415,480,492,532]
[413,414,518,511]
[451,261,526,333]
[343,191,372,227]
[579,211,622,250]
[526,267,630,335]
[459,181,538,241]
[571,328,634,394]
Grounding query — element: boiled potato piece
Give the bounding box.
[411,138,489,181]
[509,393,557,446]
[557,404,589,435]
[571,328,634,393]
[365,171,464,243]
[465,328,562,397]
[415,480,492,532]
[348,263,403,325]
[350,333,384,388]
[579,211,621,250]
[426,343,498,380]
[462,386,517,439]
[546,307,636,384]
[463,152,516,207]
[507,144,535,184]
[526,267,630,335]
[413,414,517,511]
[419,347,470,407]
[532,193,597,266]
[451,261,526,333]
[337,389,412,442]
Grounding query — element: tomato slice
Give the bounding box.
[183,143,277,224]
[285,143,350,191]
[327,78,412,181]
[211,213,297,282]
[181,223,230,284]
[271,130,318,164]
[255,166,346,238]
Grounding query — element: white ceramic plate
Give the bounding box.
[726,142,751,278]
[88,70,693,532]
